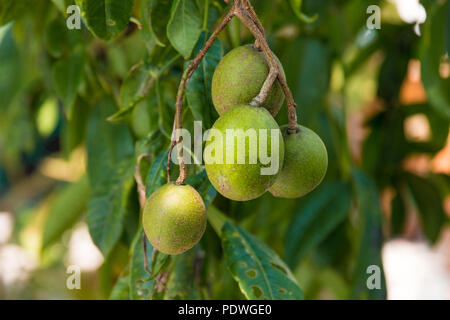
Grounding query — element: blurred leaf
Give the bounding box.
[419,1,450,119]
[0,1,29,26]
[285,182,351,268]
[406,173,446,243]
[75,0,135,40]
[155,79,173,136]
[390,192,406,236]
[52,46,85,117]
[86,97,136,258]
[129,228,170,300]
[289,0,318,23]
[164,248,202,299]
[44,17,83,58]
[42,176,90,249]
[403,104,450,154]
[51,0,71,15]
[120,62,154,109]
[167,0,202,58]
[62,97,91,157]
[109,266,130,300]
[351,169,386,300]
[0,22,23,112]
[109,62,155,123]
[221,221,304,300]
[141,0,172,49]
[186,32,222,128]
[145,150,168,198]
[281,38,330,124]
[185,170,217,207]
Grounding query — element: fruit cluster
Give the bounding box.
[143,45,328,255]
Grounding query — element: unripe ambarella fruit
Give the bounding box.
[269,125,328,198]
[204,105,284,201]
[212,45,285,117]
[143,184,206,255]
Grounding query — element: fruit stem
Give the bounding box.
[168,0,300,184]
[235,0,299,134]
[167,7,236,185]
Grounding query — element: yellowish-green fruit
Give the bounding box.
[143,184,206,255]
[212,44,285,117]
[269,125,328,198]
[204,105,284,201]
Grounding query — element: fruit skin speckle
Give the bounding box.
[143,184,206,255]
[212,44,285,117]
[269,125,328,199]
[205,105,284,201]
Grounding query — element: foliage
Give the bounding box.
[0,0,449,300]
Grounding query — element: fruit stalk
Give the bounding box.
[167,8,236,185]
[168,0,300,184]
[234,0,299,134]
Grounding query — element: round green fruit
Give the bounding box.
[204,105,284,201]
[269,125,328,198]
[143,183,206,255]
[212,44,285,117]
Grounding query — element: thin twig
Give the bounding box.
[167,0,300,185]
[167,7,236,185]
[135,154,150,207]
[237,0,299,134]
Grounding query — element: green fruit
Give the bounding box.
[269,125,328,198]
[143,184,206,255]
[204,105,284,201]
[212,44,285,117]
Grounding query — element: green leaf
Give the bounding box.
[44,17,83,58]
[0,1,29,26]
[164,248,202,300]
[51,0,70,15]
[285,182,351,268]
[419,1,450,119]
[289,0,318,23]
[167,0,202,58]
[52,46,85,117]
[109,62,155,123]
[280,38,330,124]
[145,150,169,198]
[120,62,155,109]
[0,23,23,112]
[406,173,446,243]
[86,97,136,258]
[141,0,172,49]
[221,222,304,300]
[391,192,406,236]
[129,228,170,300]
[109,266,130,300]
[185,170,217,207]
[62,97,91,158]
[351,169,386,300]
[42,176,90,249]
[75,0,135,40]
[186,32,222,128]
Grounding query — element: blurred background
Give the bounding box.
[0,0,449,300]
